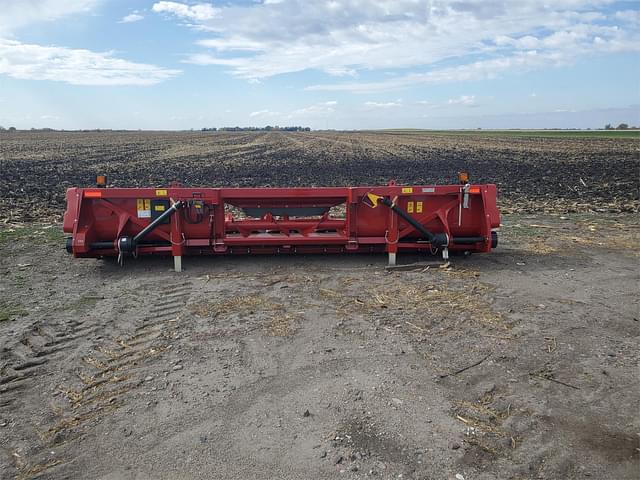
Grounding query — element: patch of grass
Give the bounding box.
[0,300,28,321]
[501,214,640,253]
[500,222,559,253]
[0,223,64,247]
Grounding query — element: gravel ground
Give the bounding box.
[0,213,638,479]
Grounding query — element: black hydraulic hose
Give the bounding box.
[379,197,448,247]
[90,240,171,250]
[452,236,484,245]
[112,200,184,254]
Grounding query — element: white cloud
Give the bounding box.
[0,0,100,35]
[364,101,402,108]
[447,95,476,106]
[290,101,337,116]
[152,2,219,21]
[305,50,572,93]
[0,1,180,86]
[120,13,144,23]
[614,10,640,26]
[182,53,244,66]
[248,101,338,122]
[0,39,181,86]
[196,38,264,51]
[249,109,278,117]
[164,0,638,91]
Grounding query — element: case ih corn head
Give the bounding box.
[63,174,500,271]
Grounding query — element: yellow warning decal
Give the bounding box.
[402,187,413,194]
[407,201,414,213]
[156,189,168,196]
[154,205,166,212]
[416,201,423,213]
[137,198,151,218]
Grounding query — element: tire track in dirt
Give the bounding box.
[0,312,106,479]
[1,282,193,480]
[0,319,99,408]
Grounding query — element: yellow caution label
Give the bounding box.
[154,205,166,212]
[156,189,168,196]
[137,198,151,218]
[402,187,413,194]
[407,201,414,213]
[416,201,423,213]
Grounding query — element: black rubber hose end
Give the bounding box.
[432,233,449,248]
[491,231,498,248]
[117,236,135,253]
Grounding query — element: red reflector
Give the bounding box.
[469,187,481,194]
[85,191,102,198]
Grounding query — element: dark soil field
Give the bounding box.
[0,130,637,222]
[0,131,638,480]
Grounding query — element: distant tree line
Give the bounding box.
[202,126,311,132]
[604,123,636,130]
[0,127,132,132]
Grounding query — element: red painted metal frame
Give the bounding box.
[63,184,500,258]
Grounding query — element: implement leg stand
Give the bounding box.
[174,256,182,273]
[388,252,396,266]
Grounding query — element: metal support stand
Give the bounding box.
[174,256,182,272]
[388,252,396,266]
[442,247,449,261]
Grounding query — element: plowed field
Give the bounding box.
[0,130,637,222]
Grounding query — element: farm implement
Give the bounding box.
[63,174,500,271]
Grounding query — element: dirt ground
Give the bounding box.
[0,213,638,479]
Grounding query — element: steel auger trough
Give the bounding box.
[63,174,500,271]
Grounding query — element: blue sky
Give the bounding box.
[0,0,638,130]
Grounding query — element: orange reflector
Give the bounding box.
[469,187,481,194]
[458,171,469,184]
[85,191,102,198]
[96,174,107,187]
